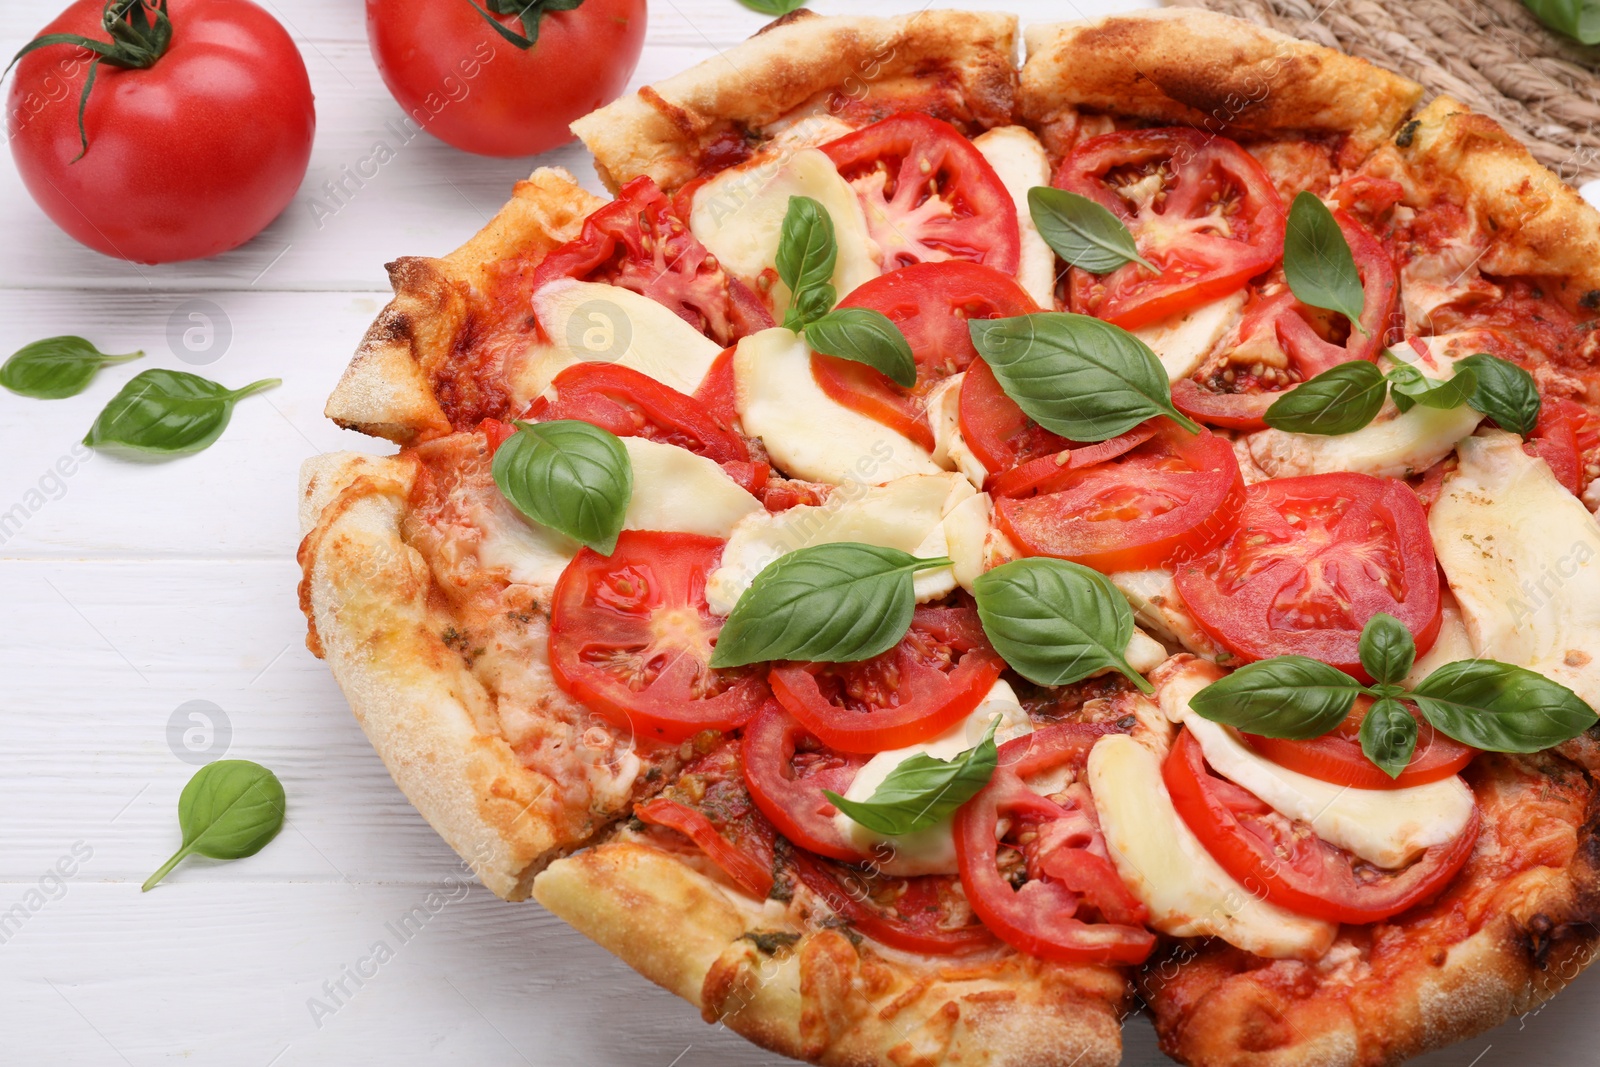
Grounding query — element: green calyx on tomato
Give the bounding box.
[6,0,173,158]
[466,0,585,50]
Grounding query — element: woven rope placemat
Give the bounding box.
[1166,0,1600,183]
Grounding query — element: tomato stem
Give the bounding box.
[464,0,587,50]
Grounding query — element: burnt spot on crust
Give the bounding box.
[1581,290,1600,310]
[755,7,816,36]
[1396,119,1421,148]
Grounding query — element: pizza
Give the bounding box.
[295,9,1600,1067]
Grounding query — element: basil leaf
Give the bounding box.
[737,0,807,13]
[777,195,837,330]
[1188,657,1362,738]
[492,419,631,555]
[824,717,999,835]
[1028,187,1157,274]
[1385,362,1422,413]
[1262,360,1387,435]
[83,369,280,456]
[1457,352,1541,436]
[142,759,286,891]
[1389,364,1477,411]
[804,307,916,387]
[1358,613,1415,685]
[710,542,952,668]
[1411,659,1597,752]
[1522,0,1600,44]
[0,336,142,399]
[972,558,1152,694]
[1360,698,1418,779]
[1284,191,1366,332]
[969,313,1200,441]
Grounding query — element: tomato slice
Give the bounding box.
[635,740,776,898]
[1163,729,1479,924]
[993,420,1244,573]
[986,425,1156,499]
[694,346,741,430]
[1526,397,1599,498]
[769,603,1004,753]
[1057,128,1286,330]
[1172,210,1398,430]
[1241,695,1477,790]
[1173,472,1441,679]
[741,701,874,863]
[957,356,1072,476]
[790,851,998,955]
[812,262,1038,451]
[953,723,1156,965]
[549,531,769,740]
[820,113,1021,274]
[527,362,749,464]
[533,175,773,346]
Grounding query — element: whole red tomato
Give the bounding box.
[366,0,647,158]
[5,0,315,264]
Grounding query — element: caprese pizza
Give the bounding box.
[297,10,1600,1067]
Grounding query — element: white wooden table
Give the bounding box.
[2,0,1595,1063]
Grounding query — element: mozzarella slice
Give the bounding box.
[689,147,880,319]
[1404,588,1473,688]
[1430,429,1600,709]
[733,327,940,485]
[1109,569,1224,661]
[1088,733,1338,960]
[1133,293,1247,384]
[1244,341,1482,480]
[942,490,992,594]
[972,126,1055,308]
[1158,661,1477,869]
[926,372,990,490]
[474,493,581,590]
[705,472,975,615]
[833,680,1033,877]
[511,279,723,401]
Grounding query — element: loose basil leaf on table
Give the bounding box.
[1188,656,1363,738]
[1410,660,1598,753]
[972,558,1153,693]
[492,419,632,555]
[710,542,952,668]
[143,759,287,891]
[1521,0,1600,44]
[1283,191,1367,334]
[824,717,1000,835]
[776,194,839,330]
[803,307,916,387]
[1359,696,1419,779]
[1358,612,1416,686]
[1027,187,1157,274]
[1457,352,1541,436]
[0,336,142,399]
[83,369,280,456]
[968,312,1201,442]
[1263,359,1388,435]
[736,0,807,14]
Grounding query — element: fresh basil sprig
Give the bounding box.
[776,195,838,331]
[804,307,916,387]
[1189,614,1596,777]
[737,0,807,14]
[824,716,1000,835]
[973,558,1153,694]
[1522,0,1600,44]
[1028,187,1157,274]
[1262,360,1389,435]
[1283,192,1367,335]
[969,313,1201,441]
[492,419,631,555]
[83,369,280,456]
[1,336,142,399]
[1386,361,1478,413]
[1456,352,1541,436]
[1263,350,1529,437]
[710,542,951,668]
[143,759,287,891]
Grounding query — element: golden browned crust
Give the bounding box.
[571,10,1019,193]
[326,167,604,444]
[1142,753,1600,1067]
[1019,10,1422,164]
[296,452,570,900]
[534,838,1132,1067]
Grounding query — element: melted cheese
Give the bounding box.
[1088,733,1338,959]
[1133,293,1247,384]
[705,473,975,615]
[942,490,992,594]
[1404,589,1473,688]
[1430,429,1600,709]
[925,372,989,489]
[1109,569,1224,661]
[733,327,940,485]
[689,147,880,319]
[972,126,1056,308]
[833,680,1032,877]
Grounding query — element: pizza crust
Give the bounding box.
[326,167,604,444]
[1020,10,1422,164]
[534,838,1132,1067]
[571,9,1019,193]
[297,452,572,900]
